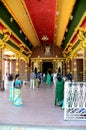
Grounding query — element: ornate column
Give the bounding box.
[15,54,20,74]
[31,60,34,71]
[78,27,86,81]
[39,60,42,72]
[53,60,56,72]
[0,39,6,90]
[70,56,73,77]
[0,29,11,90]
[24,59,29,81]
[83,46,86,81]
[55,60,58,73]
[0,49,3,89]
[72,54,77,81]
[38,60,40,72]
[6,59,10,74]
[66,58,70,74]
[62,59,66,76]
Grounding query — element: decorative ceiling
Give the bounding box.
[0,0,86,58]
[0,0,76,46]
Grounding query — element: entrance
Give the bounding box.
[42,62,53,74]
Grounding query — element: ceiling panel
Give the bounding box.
[24,0,56,45]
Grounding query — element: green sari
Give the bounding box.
[46,73,51,86]
[55,79,64,106]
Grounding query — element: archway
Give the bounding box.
[42,62,53,74]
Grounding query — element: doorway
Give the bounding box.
[42,62,53,74]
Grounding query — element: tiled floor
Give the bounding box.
[0,81,86,128]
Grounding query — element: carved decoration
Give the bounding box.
[44,44,50,56]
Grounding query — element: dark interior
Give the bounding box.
[42,62,53,74]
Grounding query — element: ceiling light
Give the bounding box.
[70,15,73,20]
[25,37,27,40]
[56,11,59,16]
[66,28,68,32]
[41,35,49,41]
[10,17,13,22]
[19,30,22,34]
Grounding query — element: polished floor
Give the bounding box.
[0,81,86,128]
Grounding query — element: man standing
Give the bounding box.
[30,70,36,89]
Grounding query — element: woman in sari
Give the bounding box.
[13,74,23,106]
[62,73,72,109]
[55,75,64,106]
[46,72,51,86]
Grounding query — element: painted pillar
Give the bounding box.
[25,60,28,81]
[38,60,40,72]
[0,48,5,90]
[6,59,10,74]
[15,54,19,74]
[39,60,42,72]
[83,47,86,81]
[62,60,66,76]
[56,60,58,73]
[31,60,34,71]
[70,57,73,77]
[53,60,56,72]
[66,59,70,74]
[0,49,3,89]
[72,55,77,81]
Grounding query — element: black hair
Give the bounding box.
[15,74,19,80]
[57,74,62,82]
[66,74,72,81]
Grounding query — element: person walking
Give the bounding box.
[30,70,36,89]
[55,74,64,106]
[13,74,23,106]
[46,72,51,86]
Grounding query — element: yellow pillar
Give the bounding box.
[83,47,86,81]
[0,39,5,90]
[6,59,10,74]
[0,49,3,89]
[72,54,77,81]
[39,60,42,72]
[62,60,66,76]
[52,60,56,72]
[66,59,70,74]
[24,60,28,81]
[15,54,20,74]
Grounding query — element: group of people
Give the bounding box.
[9,70,73,108]
[29,70,73,110]
[54,73,72,109]
[30,70,42,89]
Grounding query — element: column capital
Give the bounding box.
[0,40,5,49]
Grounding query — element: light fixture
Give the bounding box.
[56,11,59,16]
[10,17,13,22]
[41,35,49,41]
[25,37,27,40]
[19,30,22,34]
[70,15,73,20]
[66,28,68,32]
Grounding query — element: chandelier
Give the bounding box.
[41,35,49,41]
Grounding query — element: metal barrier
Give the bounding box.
[64,82,86,120]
